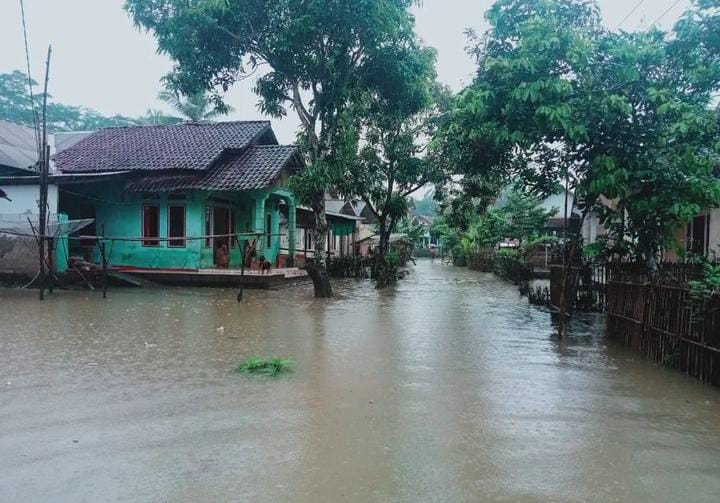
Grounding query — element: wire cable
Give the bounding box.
[651,0,683,28]
[616,0,644,30]
[18,0,41,158]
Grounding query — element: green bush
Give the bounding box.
[236,357,294,376]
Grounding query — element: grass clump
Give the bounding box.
[235,357,294,376]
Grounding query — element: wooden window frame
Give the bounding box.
[142,204,160,247]
[167,204,187,248]
[204,204,213,248]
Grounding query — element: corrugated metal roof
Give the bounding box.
[54,131,94,154]
[0,120,38,171]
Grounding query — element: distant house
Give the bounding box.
[0,120,69,278]
[48,121,303,271]
[278,199,363,265]
[410,213,439,249]
[0,120,51,214]
[350,200,378,243]
[671,208,720,259]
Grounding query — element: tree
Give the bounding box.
[125,0,426,297]
[158,90,233,121]
[0,70,138,132]
[497,190,557,243]
[139,108,183,126]
[412,190,439,217]
[336,57,447,287]
[434,0,720,329]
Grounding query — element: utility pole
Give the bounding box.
[37,46,52,300]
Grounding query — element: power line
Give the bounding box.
[18,0,41,159]
[616,0,644,30]
[651,0,684,28]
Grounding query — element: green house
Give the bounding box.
[53,121,302,271]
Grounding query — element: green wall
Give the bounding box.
[72,182,285,270]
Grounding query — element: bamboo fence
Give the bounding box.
[606,264,720,386]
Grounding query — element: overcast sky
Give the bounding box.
[0,0,692,143]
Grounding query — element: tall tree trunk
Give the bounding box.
[558,210,588,337]
[306,192,333,298]
[375,218,394,289]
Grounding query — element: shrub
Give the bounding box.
[236,357,294,376]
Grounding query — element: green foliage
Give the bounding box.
[412,191,439,217]
[138,108,183,126]
[157,89,233,121]
[0,70,139,132]
[690,262,720,301]
[235,357,294,376]
[688,261,720,323]
[385,249,401,268]
[397,219,425,248]
[521,234,558,258]
[494,247,532,283]
[125,0,433,260]
[436,185,557,267]
[434,0,720,267]
[497,189,557,242]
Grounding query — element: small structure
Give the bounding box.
[43,121,304,284]
[279,201,362,266]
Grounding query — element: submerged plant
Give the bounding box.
[235,357,294,376]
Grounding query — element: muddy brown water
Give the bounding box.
[1,260,719,502]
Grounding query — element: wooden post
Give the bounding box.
[99,224,108,299]
[99,239,108,299]
[37,47,52,301]
[47,237,55,294]
[236,235,245,303]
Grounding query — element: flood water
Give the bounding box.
[1,260,719,502]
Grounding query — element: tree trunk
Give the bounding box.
[374,219,394,289]
[558,210,588,337]
[309,193,333,298]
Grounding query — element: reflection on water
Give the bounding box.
[1,260,719,502]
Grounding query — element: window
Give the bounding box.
[204,204,213,247]
[305,228,313,251]
[168,205,186,247]
[328,228,336,252]
[687,214,710,256]
[142,205,160,246]
[266,213,272,248]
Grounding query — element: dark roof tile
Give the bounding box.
[53,121,271,172]
[125,145,299,192]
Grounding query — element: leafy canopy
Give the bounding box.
[0,70,139,132]
[433,0,720,265]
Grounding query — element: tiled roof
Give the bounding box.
[53,121,272,173]
[125,146,299,192]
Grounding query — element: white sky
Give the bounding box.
[0,0,692,144]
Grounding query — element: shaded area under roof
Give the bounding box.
[53,121,273,173]
[125,146,301,192]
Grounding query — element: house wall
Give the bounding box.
[0,184,58,214]
[709,208,720,257]
[665,208,720,262]
[581,212,604,245]
[69,183,272,270]
[94,186,206,269]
